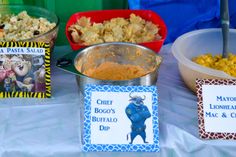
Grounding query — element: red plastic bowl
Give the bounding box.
[65,9,167,53]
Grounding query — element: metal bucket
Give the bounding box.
[57,42,162,140]
[57,42,162,94]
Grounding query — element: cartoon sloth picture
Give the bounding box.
[0,54,47,93]
[11,55,32,78]
[0,54,42,92]
[10,55,33,91]
[125,92,151,144]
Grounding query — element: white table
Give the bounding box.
[0,44,235,157]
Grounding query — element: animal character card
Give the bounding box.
[82,85,159,152]
[0,42,51,98]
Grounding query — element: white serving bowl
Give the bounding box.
[172,28,236,92]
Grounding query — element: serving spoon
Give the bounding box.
[221,0,229,58]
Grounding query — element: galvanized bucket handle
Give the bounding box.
[56,50,84,76]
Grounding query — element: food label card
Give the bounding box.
[82,85,159,152]
[196,79,236,139]
[0,42,51,98]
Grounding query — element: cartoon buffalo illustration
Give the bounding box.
[125,92,151,144]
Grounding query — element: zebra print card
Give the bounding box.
[0,42,51,98]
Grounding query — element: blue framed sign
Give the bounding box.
[83,85,159,152]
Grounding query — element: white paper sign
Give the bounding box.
[90,91,154,144]
[202,85,236,133]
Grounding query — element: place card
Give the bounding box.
[196,79,236,139]
[82,84,159,152]
[0,42,51,98]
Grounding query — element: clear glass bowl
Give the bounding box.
[0,4,59,51]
